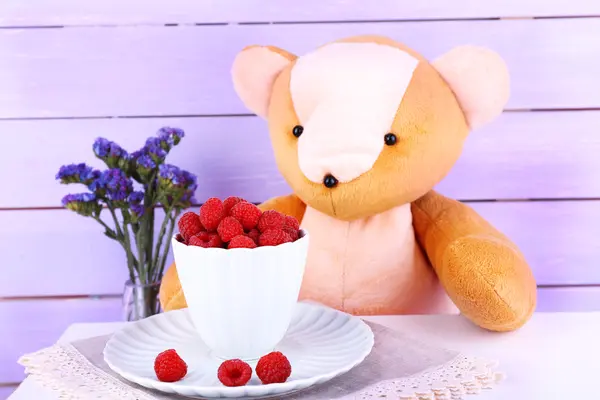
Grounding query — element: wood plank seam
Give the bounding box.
[0,23,232,30]
[2,0,600,26]
[1,197,599,212]
[0,25,63,29]
[2,18,594,116]
[535,15,600,19]
[0,294,121,301]
[3,14,599,29]
[0,113,256,121]
[1,108,599,122]
[537,283,600,289]
[266,17,501,24]
[2,284,599,301]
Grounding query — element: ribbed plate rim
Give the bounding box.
[103,302,374,398]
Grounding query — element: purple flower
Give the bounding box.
[157,127,185,146]
[158,164,196,187]
[130,203,144,218]
[129,149,146,161]
[93,138,129,169]
[56,163,100,185]
[89,169,133,203]
[157,164,198,207]
[136,154,156,170]
[129,191,144,204]
[61,192,101,216]
[128,191,145,218]
[127,151,157,183]
[180,190,197,204]
[61,192,96,206]
[145,137,168,161]
[93,138,128,158]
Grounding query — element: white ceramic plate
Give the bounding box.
[104,302,374,399]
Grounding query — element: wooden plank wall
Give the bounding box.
[1,0,599,391]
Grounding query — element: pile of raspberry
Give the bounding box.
[176,196,302,249]
[154,349,292,387]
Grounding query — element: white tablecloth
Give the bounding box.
[10,312,600,399]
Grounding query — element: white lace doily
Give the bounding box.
[20,343,155,400]
[354,356,504,399]
[19,342,503,400]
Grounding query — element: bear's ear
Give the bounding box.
[231,45,296,118]
[432,45,510,130]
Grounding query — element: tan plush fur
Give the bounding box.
[159,35,537,332]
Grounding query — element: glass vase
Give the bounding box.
[122,280,162,321]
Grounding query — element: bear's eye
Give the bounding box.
[292,125,304,138]
[384,133,397,146]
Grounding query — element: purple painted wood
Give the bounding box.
[0,209,170,297]
[0,298,121,384]
[0,386,16,400]
[0,117,284,209]
[1,0,599,26]
[1,18,598,119]
[536,287,600,312]
[2,111,600,209]
[1,201,598,297]
[471,201,600,286]
[437,110,600,200]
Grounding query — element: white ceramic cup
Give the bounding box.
[171,231,309,360]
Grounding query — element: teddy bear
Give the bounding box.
[159,35,537,332]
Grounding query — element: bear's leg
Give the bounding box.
[411,190,537,332]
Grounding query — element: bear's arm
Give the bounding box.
[159,194,306,312]
[411,190,537,332]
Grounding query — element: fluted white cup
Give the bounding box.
[171,231,309,360]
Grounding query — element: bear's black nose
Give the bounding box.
[323,174,338,188]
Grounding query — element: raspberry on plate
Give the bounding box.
[257,210,286,233]
[223,196,245,216]
[154,349,187,382]
[200,198,225,231]
[228,235,257,249]
[178,211,203,241]
[189,232,223,248]
[230,202,262,231]
[258,229,292,247]
[217,217,244,242]
[256,351,292,384]
[217,359,252,387]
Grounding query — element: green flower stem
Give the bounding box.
[156,211,179,282]
[135,230,145,284]
[144,171,158,279]
[118,208,147,286]
[93,216,116,238]
[151,205,174,278]
[107,205,125,240]
[106,202,139,283]
[121,223,138,284]
[135,222,146,285]
[92,215,136,284]
[145,208,155,279]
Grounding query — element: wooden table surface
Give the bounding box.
[9,311,600,399]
